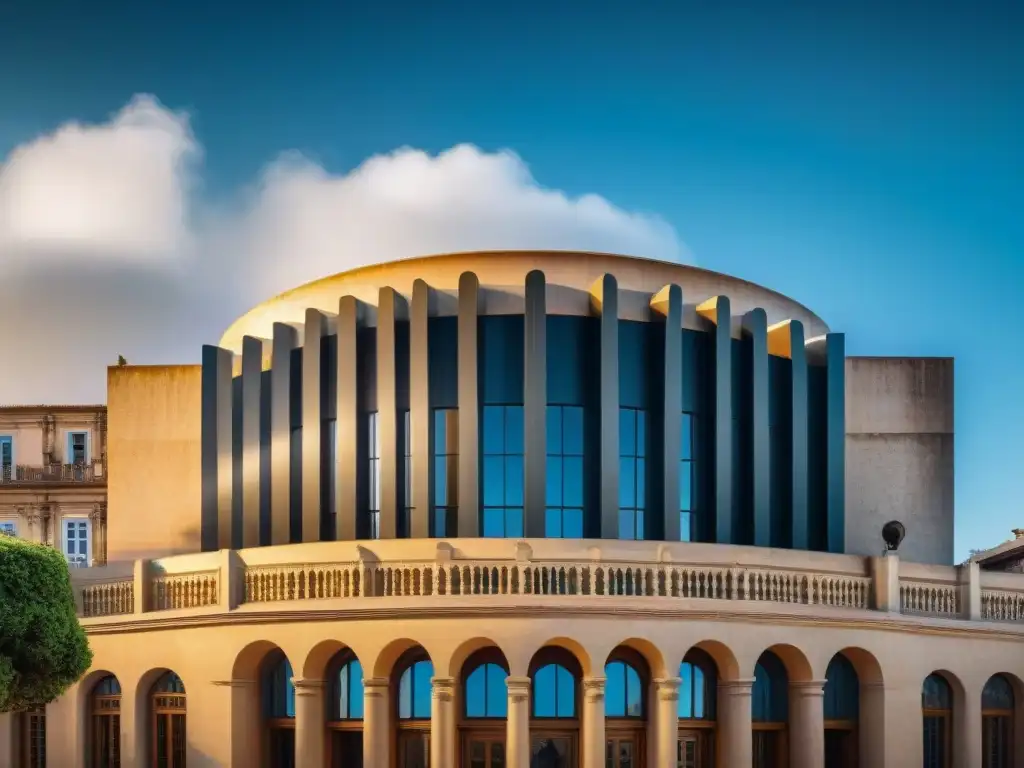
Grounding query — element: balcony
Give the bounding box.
[0,461,105,485]
[68,539,1024,632]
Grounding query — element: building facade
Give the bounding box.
[0,404,108,565]
[0,251,1018,768]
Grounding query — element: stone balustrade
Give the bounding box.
[68,539,1024,629]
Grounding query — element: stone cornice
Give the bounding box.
[78,600,1024,644]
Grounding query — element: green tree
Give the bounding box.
[0,534,92,711]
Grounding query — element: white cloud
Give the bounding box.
[0,95,684,404]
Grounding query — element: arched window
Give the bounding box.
[327,653,364,768]
[395,653,433,768]
[678,650,717,768]
[465,663,508,719]
[922,673,952,768]
[752,652,788,768]
[605,649,648,768]
[982,674,1015,768]
[90,675,121,768]
[529,649,581,768]
[262,653,295,768]
[151,671,186,768]
[823,655,859,768]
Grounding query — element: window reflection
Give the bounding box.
[680,412,696,542]
[332,657,365,720]
[482,405,525,537]
[604,661,643,718]
[432,409,459,537]
[545,406,585,538]
[678,656,716,720]
[398,659,434,720]
[618,409,646,540]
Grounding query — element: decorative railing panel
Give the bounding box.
[82,580,134,617]
[1,462,104,484]
[899,580,960,617]
[243,560,870,609]
[981,589,1024,622]
[151,571,219,611]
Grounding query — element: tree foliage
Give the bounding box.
[0,535,92,711]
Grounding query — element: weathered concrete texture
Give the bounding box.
[845,358,954,564]
[107,365,203,561]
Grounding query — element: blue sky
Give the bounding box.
[0,0,1021,558]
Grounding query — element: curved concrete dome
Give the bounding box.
[220,250,828,353]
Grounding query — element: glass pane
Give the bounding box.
[563,457,583,507]
[605,662,626,717]
[635,411,646,457]
[350,660,364,718]
[564,407,584,455]
[483,508,505,537]
[505,457,524,506]
[546,406,562,455]
[923,674,952,710]
[563,508,583,539]
[487,664,508,717]
[399,667,412,719]
[534,665,555,717]
[619,409,635,457]
[338,664,350,719]
[626,665,642,716]
[483,407,504,455]
[680,463,692,512]
[619,742,634,768]
[694,666,705,719]
[556,665,575,717]
[982,674,1015,710]
[505,509,524,538]
[681,413,693,460]
[679,663,693,718]
[680,512,692,543]
[435,457,448,506]
[466,665,486,717]
[533,736,570,767]
[471,741,486,768]
[492,742,506,767]
[545,509,562,538]
[619,459,635,507]
[483,457,505,507]
[434,410,448,453]
[505,407,524,454]
[618,510,636,541]
[546,456,563,506]
[413,660,433,718]
[635,459,645,508]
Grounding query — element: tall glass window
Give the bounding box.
[680,412,695,542]
[368,412,381,539]
[545,406,584,538]
[532,663,576,718]
[605,660,644,718]
[618,408,646,540]
[398,659,434,720]
[433,409,459,537]
[464,663,509,718]
[482,405,524,538]
[401,410,412,538]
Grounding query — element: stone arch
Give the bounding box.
[608,637,668,679]
[371,638,431,679]
[78,670,121,767]
[526,636,594,678]
[682,639,740,681]
[442,636,513,679]
[232,639,283,681]
[831,646,883,686]
[134,667,188,768]
[229,641,291,767]
[757,642,813,683]
[302,639,354,681]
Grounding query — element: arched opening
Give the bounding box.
[823,654,859,768]
[150,671,186,768]
[922,672,953,768]
[460,648,509,768]
[751,651,788,768]
[677,648,717,768]
[18,706,46,768]
[90,674,122,768]
[981,674,1015,768]
[261,650,296,768]
[604,647,648,768]
[394,647,433,768]
[326,650,364,768]
[529,646,581,767]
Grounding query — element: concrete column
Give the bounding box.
[589,274,619,539]
[717,679,754,768]
[335,297,360,541]
[523,270,547,538]
[293,678,325,768]
[696,297,733,544]
[742,309,771,546]
[654,677,681,768]
[240,335,267,548]
[201,344,234,551]
[859,681,886,768]
[377,287,402,539]
[270,322,298,545]
[790,680,825,768]
[871,554,901,612]
[582,676,606,768]
[363,677,391,767]
[410,279,432,539]
[955,680,983,768]
[431,677,456,768]
[961,560,982,620]
[302,308,328,542]
[457,271,481,537]
[507,676,531,768]
[224,679,259,768]
[651,285,683,543]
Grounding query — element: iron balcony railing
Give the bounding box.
[0,462,105,484]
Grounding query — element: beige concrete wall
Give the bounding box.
[845,357,955,565]
[106,365,202,562]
